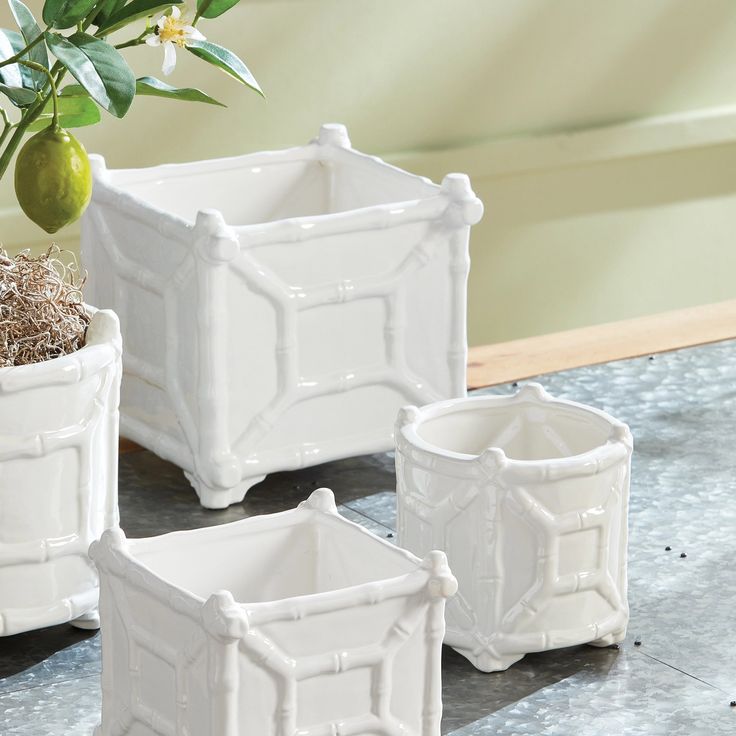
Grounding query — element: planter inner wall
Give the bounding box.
[417,402,614,459]
[111,157,436,226]
[133,515,416,602]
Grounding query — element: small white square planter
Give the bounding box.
[395,383,633,672]
[81,124,483,508]
[90,488,456,735]
[0,309,121,636]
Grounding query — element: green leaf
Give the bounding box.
[197,0,239,20]
[26,88,101,130]
[59,82,86,95]
[43,0,98,29]
[89,0,124,29]
[186,39,262,95]
[0,82,36,105]
[99,0,183,35]
[135,76,225,106]
[8,0,49,90]
[28,84,100,133]
[45,31,135,117]
[2,29,37,89]
[0,29,23,88]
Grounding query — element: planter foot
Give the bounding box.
[71,608,100,631]
[451,644,523,673]
[185,472,267,509]
[589,627,627,648]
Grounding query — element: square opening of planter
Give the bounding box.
[81,124,483,508]
[91,488,456,736]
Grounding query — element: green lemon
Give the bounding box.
[14,125,92,234]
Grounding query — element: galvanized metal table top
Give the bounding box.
[2,339,735,734]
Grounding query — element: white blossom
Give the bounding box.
[146,7,205,76]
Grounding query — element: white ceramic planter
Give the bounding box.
[80,124,483,509]
[0,309,121,637]
[395,383,632,672]
[90,488,456,735]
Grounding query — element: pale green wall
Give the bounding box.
[2,0,736,344]
[464,145,736,343]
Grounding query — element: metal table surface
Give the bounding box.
[2,339,735,735]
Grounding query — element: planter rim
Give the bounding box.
[95,136,438,194]
[91,488,455,614]
[86,123,482,246]
[0,307,120,391]
[398,382,633,475]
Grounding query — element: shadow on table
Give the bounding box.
[0,624,97,682]
[441,643,621,732]
[1,450,397,686]
[118,449,397,537]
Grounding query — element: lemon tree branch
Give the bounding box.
[18,60,58,127]
[0,108,11,149]
[115,28,151,50]
[0,31,47,69]
[0,60,63,179]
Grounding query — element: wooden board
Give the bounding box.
[119,437,143,454]
[468,299,736,389]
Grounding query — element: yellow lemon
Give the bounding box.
[14,125,92,234]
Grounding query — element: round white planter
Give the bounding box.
[81,123,483,508]
[0,308,122,637]
[91,488,457,735]
[395,383,633,672]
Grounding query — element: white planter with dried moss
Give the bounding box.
[395,383,632,672]
[0,309,122,636]
[90,488,456,735]
[81,123,483,508]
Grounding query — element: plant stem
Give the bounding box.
[18,61,58,127]
[115,28,151,50]
[0,60,64,179]
[0,108,11,150]
[0,32,46,69]
[115,38,142,50]
[0,100,39,178]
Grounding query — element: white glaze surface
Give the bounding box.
[91,488,456,735]
[0,309,122,636]
[81,124,483,508]
[396,383,632,671]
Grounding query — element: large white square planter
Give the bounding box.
[395,383,632,672]
[0,309,121,636]
[80,124,483,508]
[90,488,456,735]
